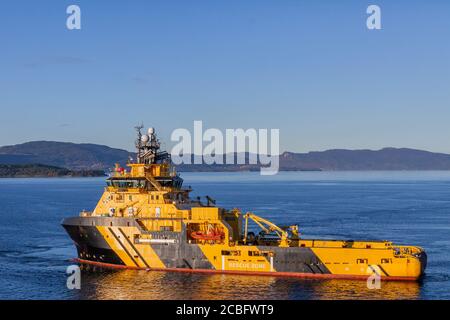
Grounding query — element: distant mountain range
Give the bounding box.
[0,141,132,171]
[2,141,450,172]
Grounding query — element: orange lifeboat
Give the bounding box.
[190,228,224,241]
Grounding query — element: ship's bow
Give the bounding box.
[62,216,125,266]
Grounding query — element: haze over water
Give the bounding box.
[0,171,449,300]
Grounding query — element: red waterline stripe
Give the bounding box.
[72,258,419,282]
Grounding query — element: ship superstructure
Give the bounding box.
[62,127,427,281]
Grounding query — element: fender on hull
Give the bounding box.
[73,258,421,282]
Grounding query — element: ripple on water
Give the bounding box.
[0,173,449,299]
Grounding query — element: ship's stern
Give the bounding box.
[399,246,427,280]
[416,249,427,278]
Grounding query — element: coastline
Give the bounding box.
[5,168,450,178]
[0,164,105,178]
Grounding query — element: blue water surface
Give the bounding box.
[0,171,449,300]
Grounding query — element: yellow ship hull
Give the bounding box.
[63,216,427,281]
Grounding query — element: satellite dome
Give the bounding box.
[141,134,150,143]
[148,127,155,135]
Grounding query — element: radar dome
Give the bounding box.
[141,134,150,143]
[148,127,155,135]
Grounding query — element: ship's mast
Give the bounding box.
[135,124,144,163]
[135,125,169,164]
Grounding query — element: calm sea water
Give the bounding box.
[0,171,449,300]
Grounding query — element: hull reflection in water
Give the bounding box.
[73,266,421,300]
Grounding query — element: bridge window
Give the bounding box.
[107,179,146,188]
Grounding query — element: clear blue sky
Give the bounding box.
[1,0,449,153]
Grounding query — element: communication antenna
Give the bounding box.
[135,123,144,163]
[133,124,170,164]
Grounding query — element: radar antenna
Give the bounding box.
[134,124,170,164]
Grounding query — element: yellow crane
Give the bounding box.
[243,212,299,247]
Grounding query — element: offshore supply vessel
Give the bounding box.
[62,126,427,281]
